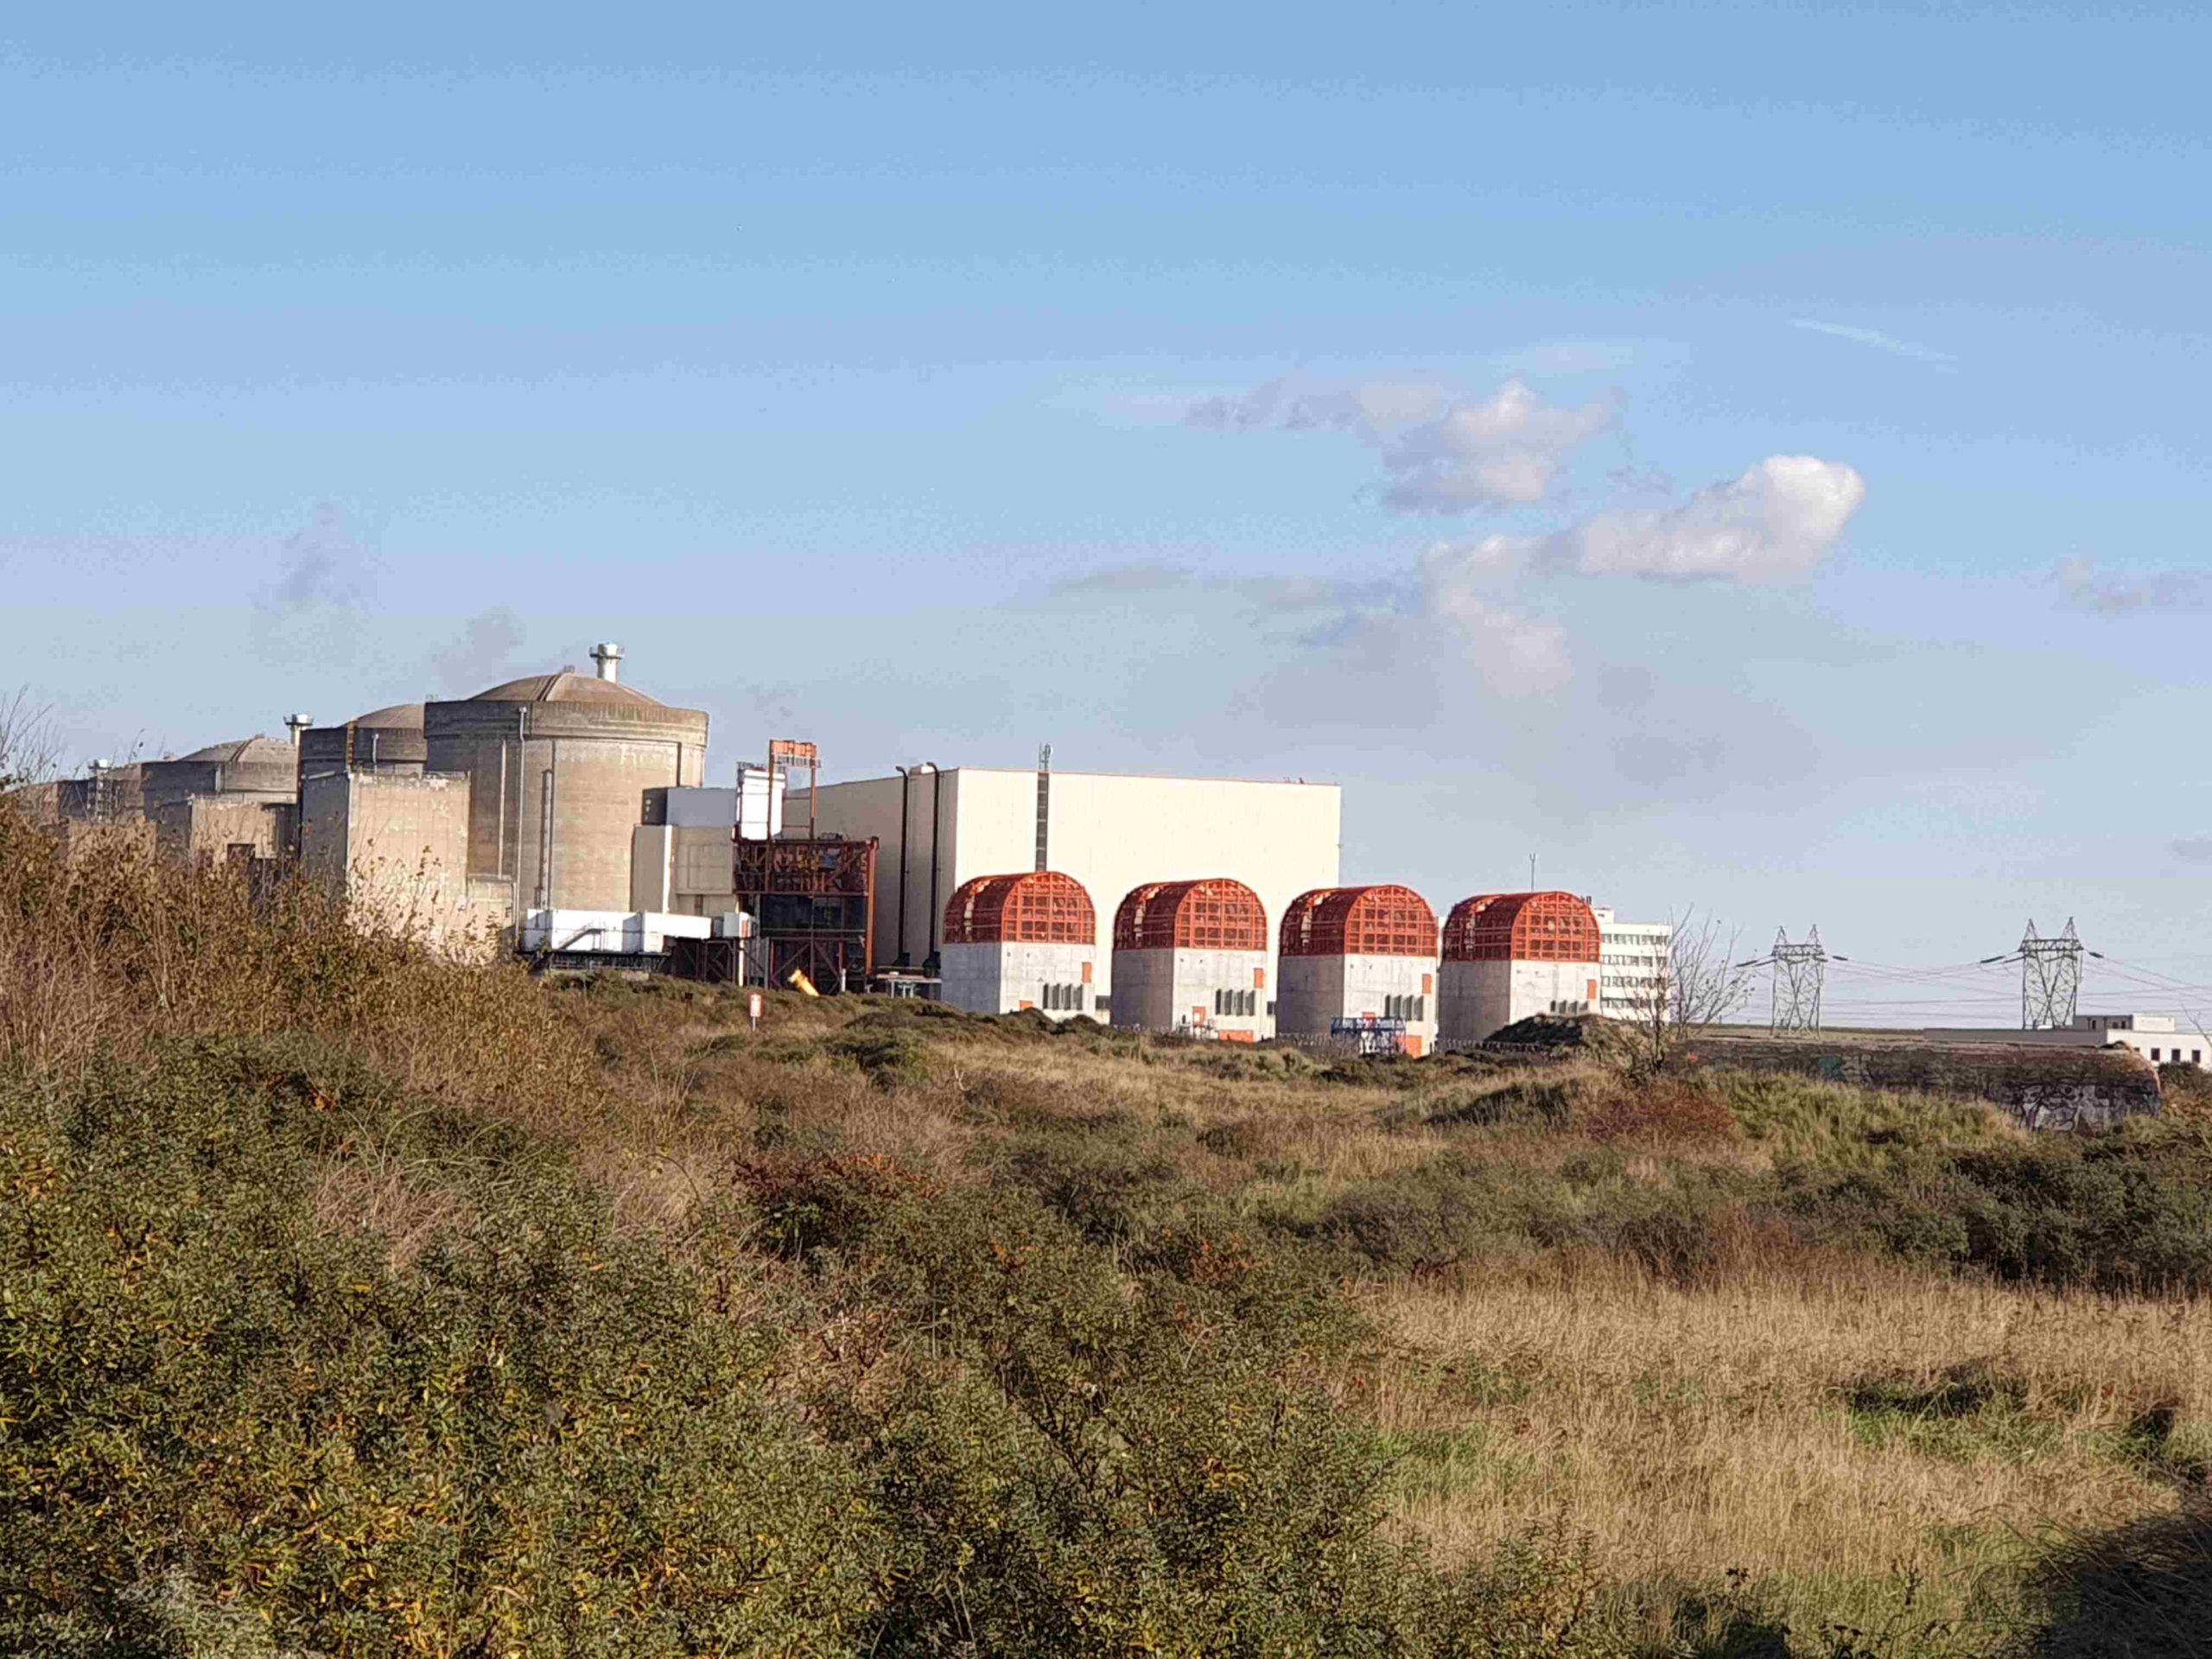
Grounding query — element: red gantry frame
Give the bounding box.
[1112,878,1268,953]
[943,870,1097,945]
[1440,890,1602,963]
[1279,884,1438,960]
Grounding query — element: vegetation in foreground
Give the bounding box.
[2,804,2208,1656]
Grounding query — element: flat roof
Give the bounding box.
[806,766,1339,790]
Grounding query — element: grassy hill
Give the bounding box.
[3,807,2208,1656]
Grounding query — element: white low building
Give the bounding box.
[1436,891,1605,1045]
[938,870,1101,1018]
[1925,1014,2209,1070]
[1274,885,1440,1055]
[1592,906,1674,1022]
[1109,878,1273,1040]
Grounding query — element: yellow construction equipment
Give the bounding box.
[785,966,820,997]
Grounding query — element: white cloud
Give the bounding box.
[1189,375,1610,510]
[1412,537,1572,696]
[1419,533,1538,586]
[1185,376,1447,434]
[1050,563,1193,596]
[1379,380,1613,511]
[1789,319,1955,368]
[2053,556,2212,615]
[1549,455,1866,582]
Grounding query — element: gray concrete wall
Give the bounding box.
[1111,946,1270,1037]
[156,795,294,862]
[1278,954,1438,1050]
[302,770,497,957]
[1440,959,1599,1043]
[1696,1036,2161,1131]
[942,940,1096,1016]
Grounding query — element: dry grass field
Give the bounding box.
[4,801,2209,1654]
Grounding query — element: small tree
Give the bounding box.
[0,688,60,793]
[1612,910,1755,1081]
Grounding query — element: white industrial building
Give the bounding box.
[1436,891,1605,1045]
[628,766,785,917]
[1924,1014,2209,1070]
[938,870,1101,1017]
[1592,906,1674,1022]
[796,764,1339,1017]
[1274,885,1440,1055]
[1109,878,1274,1039]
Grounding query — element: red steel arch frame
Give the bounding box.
[1441,890,1601,963]
[943,870,1097,945]
[1279,884,1437,959]
[1113,878,1268,953]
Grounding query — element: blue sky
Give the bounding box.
[8,2,2211,1021]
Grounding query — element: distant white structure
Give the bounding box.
[1925,1014,2209,1070]
[1592,906,1674,1022]
[630,766,787,915]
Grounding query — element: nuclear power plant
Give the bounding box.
[22,639,1675,1050]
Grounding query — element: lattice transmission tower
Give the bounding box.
[1771,927,1828,1033]
[2018,918,2084,1030]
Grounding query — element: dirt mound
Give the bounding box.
[1484,1013,1621,1051]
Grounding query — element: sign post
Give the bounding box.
[748,990,763,1033]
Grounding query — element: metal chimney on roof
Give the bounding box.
[590,642,623,683]
[285,713,315,747]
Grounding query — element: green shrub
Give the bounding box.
[834,1189,1435,1655]
[0,1052,883,1656]
[826,1024,933,1088]
[1796,1128,2212,1294]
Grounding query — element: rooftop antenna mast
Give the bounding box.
[1034,742,1052,873]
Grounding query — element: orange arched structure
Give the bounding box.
[1112,878,1268,953]
[943,870,1096,945]
[1279,885,1437,959]
[1441,891,1601,963]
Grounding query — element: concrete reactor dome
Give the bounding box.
[1441,891,1601,963]
[176,735,296,769]
[1279,884,1437,959]
[140,733,302,827]
[462,670,671,709]
[300,702,428,772]
[421,657,709,918]
[944,870,1096,945]
[1113,877,1267,953]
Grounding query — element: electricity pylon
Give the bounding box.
[1771,927,1828,1033]
[2019,918,2084,1030]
